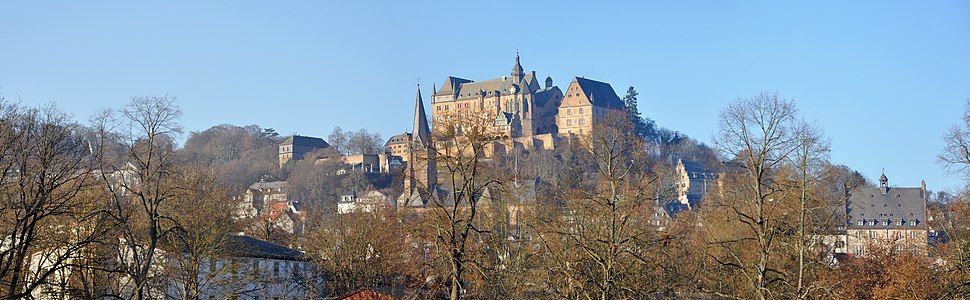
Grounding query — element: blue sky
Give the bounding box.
[1,1,968,191]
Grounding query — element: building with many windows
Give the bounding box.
[845,173,929,256]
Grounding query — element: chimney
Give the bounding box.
[923,180,930,221]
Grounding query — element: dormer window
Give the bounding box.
[858,220,864,226]
[910,221,917,226]
[883,220,890,226]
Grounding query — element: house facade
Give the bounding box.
[279,135,333,167]
[556,77,625,136]
[845,174,930,256]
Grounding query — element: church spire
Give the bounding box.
[412,84,431,147]
[511,51,524,81]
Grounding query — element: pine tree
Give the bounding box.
[623,86,652,139]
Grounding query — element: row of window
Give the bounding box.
[565,118,586,126]
[853,230,922,240]
[856,219,919,227]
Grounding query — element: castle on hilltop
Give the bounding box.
[428,53,625,150]
[396,53,627,205]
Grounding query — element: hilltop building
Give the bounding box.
[432,53,562,143]
[430,54,623,150]
[384,133,412,161]
[278,135,333,167]
[557,77,626,136]
[845,173,930,256]
[395,54,627,207]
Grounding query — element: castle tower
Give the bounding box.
[511,51,525,82]
[400,85,437,206]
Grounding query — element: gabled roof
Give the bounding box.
[573,77,624,109]
[223,235,304,261]
[280,135,330,148]
[249,180,286,191]
[436,76,473,97]
[846,186,926,229]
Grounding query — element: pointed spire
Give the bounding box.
[412,84,431,147]
[511,51,524,80]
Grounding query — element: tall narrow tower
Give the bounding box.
[400,85,437,206]
[511,52,524,83]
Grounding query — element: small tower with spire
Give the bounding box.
[879,172,889,194]
[400,84,437,206]
[511,52,524,83]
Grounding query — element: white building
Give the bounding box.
[337,191,392,214]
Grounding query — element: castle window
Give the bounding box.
[567,119,572,126]
[579,107,584,114]
[567,109,572,115]
[579,119,585,125]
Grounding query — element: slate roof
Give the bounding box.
[249,180,287,191]
[681,160,716,177]
[280,135,330,148]
[435,76,473,97]
[533,87,561,108]
[573,77,624,109]
[412,87,431,147]
[384,133,411,147]
[846,186,927,229]
[449,77,518,100]
[223,236,305,261]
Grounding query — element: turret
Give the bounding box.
[879,173,889,194]
[545,76,553,89]
[511,52,524,82]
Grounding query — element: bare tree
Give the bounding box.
[328,127,347,155]
[424,110,505,300]
[710,92,798,299]
[94,95,184,299]
[940,100,970,184]
[788,120,830,298]
[0,102,111,299]
[346,129,383,155]
[533,113,662,299]
[302,208,410,297]
[160,166,243,300]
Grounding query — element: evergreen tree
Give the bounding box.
[623,86,654,140]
